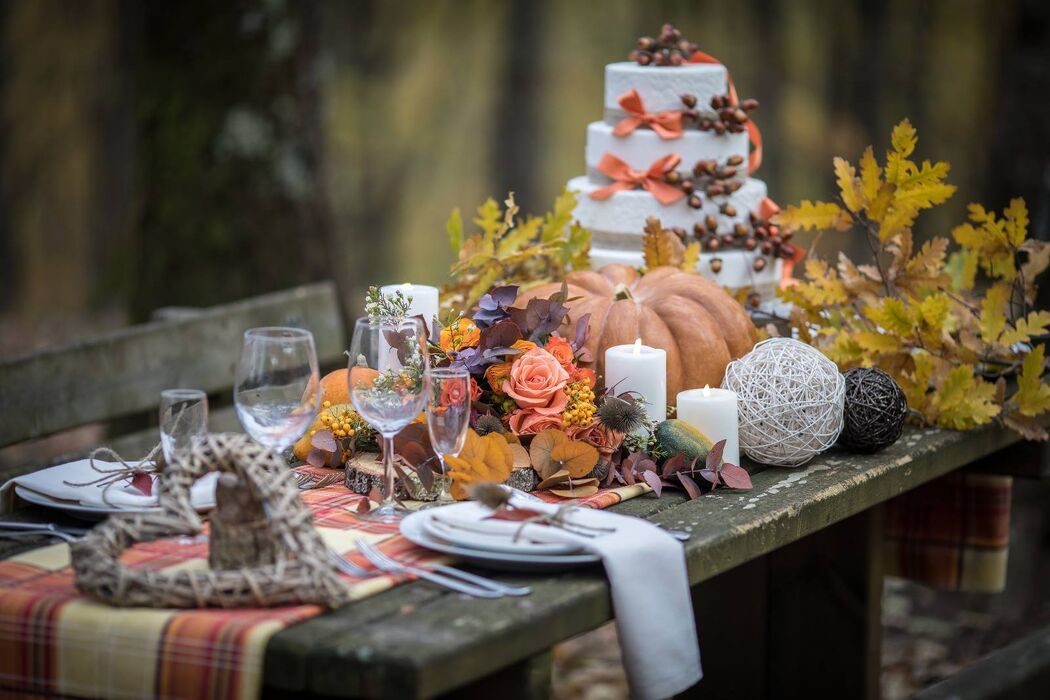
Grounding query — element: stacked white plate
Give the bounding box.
[3,460,218,520]
[400,499,601,572]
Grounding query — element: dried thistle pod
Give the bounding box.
[744,237,758,251]
[760,241,773,255]
[688,194,703,209]
[683,108,699,122]
[680,180,695,195]
[680,94,698,108]
[705,214,718,231]
[719,165,738,179]
[753,257,767,272]
[710,257,724,274]
[727,154,745,167]
[722,203,738,217]
[693,222,705,239]
[713,122,726,135]
[734,223,749,237]
[721,233,735,246]
[636,51,653,65]
[706,237,721,251]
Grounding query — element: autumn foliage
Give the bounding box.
[774,119,1050,438]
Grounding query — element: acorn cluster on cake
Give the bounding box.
[568,24,798,300]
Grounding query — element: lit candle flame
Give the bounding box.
[633,338,642,355]
[703,384,711,397]
[404,282,413,290]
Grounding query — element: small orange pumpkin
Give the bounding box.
[517,264,756,397]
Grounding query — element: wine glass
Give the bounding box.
[421,368,471,507]
[159,389,208,464]
[234,327,320,454]
[347,316,429,520]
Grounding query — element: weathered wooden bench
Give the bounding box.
[0,282,346,481]
[1,281,1046,699]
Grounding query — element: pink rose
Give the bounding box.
[503,348,570,410]
[509,409,564,436]
[567,420,625,458]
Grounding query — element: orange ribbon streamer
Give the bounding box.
[589,153,685,204]
[688,50,762,175]
[613,89,683,140]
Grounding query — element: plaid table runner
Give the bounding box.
[0,472,646,700]
[885,471,1012,593]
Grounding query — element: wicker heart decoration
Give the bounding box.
[71,433,350,609]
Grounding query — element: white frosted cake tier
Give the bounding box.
[590,245,782,296]
[586,121,749,176]
[567,175,767,235]
[605,61,726,114]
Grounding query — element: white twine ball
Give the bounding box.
[721,338,845,467]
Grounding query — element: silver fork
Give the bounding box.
[329,547,504,598]
[357,540,531,597]
[356,540,531,598]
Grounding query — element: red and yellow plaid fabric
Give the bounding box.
[885,472,1012,593]
[0,470,646,700]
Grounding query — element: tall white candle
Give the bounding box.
[605,339,667,425]
[380,283,440,328]
[676,386,740,466]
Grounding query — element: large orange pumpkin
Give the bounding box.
[517,264,756,397]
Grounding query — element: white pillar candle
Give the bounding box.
[380,283,440,328]
[605,339,667,425]
[676,386,740,466]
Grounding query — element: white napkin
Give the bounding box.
[437,498,702,700]
[1,459,218,511]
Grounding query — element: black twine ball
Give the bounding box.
[838,367,908,453]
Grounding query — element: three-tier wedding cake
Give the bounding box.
[567,25,797,299]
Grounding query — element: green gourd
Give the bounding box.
[655,419,714,462]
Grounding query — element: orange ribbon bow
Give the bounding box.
[613,89,683,140]
[688,50,763,175]
[589,153,685,204]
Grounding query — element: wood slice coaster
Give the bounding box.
[344,454,436,501]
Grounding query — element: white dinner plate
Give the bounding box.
[420,503,581,556]
[14,485,216,521]
[401,511,600,573]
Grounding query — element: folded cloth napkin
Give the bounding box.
[436,497,702,700]
[1,459,219,511]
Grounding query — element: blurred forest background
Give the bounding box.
[1,0,1049,356]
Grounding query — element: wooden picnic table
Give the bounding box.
[2,283,1038,699]
[261,423,1023,700]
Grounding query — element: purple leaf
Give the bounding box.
[311,430,338,452]
[719,463,753,490]
[306,448,327,468]
[698,467,720,486]
[706,440,726,470]
[678,472,702,499]
[642,469,664,497]
[663,453,690,476]
[474,286,519,327]
[623,466,636,486]
[129,472,153,497]
[573,314,591,351]
[480,319,523,352]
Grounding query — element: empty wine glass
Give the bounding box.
[159,389,208,464]
[421,368,471,507]
[234,327,320,454]
[348,316,429,520]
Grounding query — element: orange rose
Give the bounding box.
[545,335,575,371]
[511,339,537,354]
[484,362,513,396]
[440,378,469,407]
[439,317,481,353]
[567,420,624,458]
[508,408,564,436]
[572,367,597,389]
[503,348,570,411]
[469,377,483,402]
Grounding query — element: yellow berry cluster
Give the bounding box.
[562,381,597,427]
[311,402,362,440]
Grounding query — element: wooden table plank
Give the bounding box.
[264,424,1023,698]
